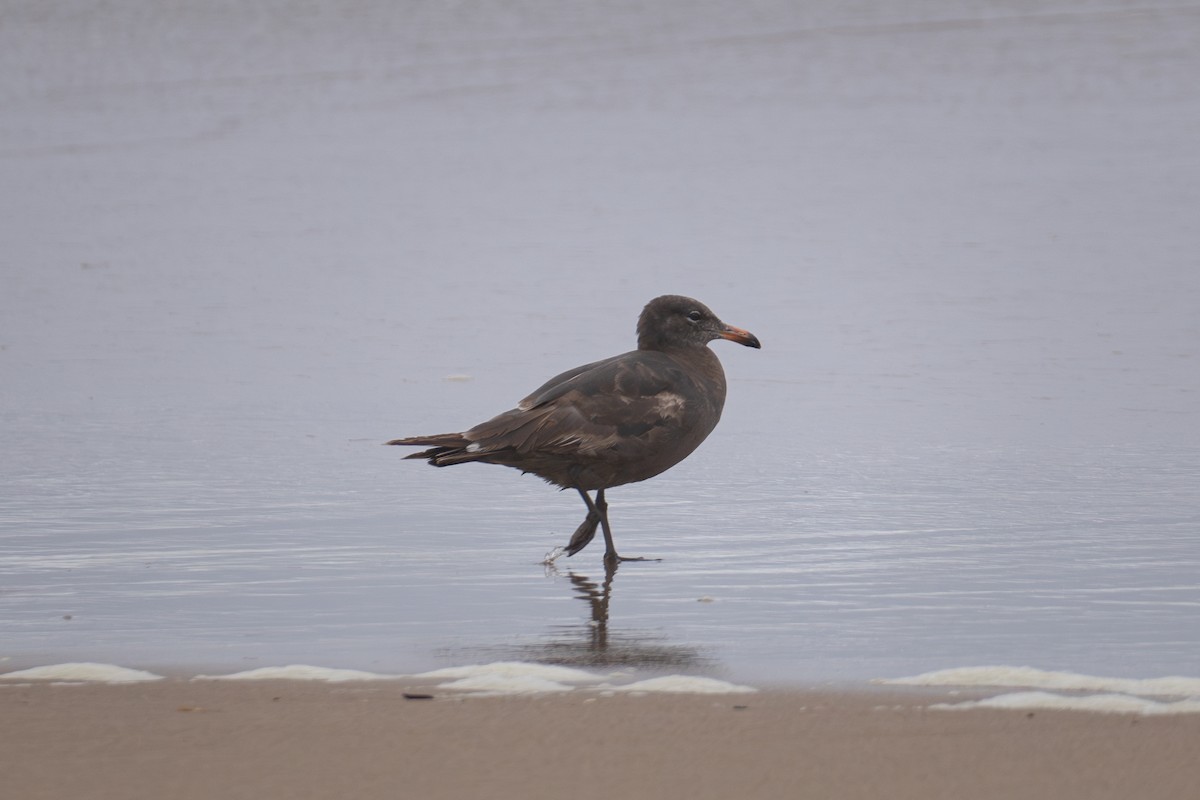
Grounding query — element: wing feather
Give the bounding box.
[466,351,694,460]
[390,349,722,487]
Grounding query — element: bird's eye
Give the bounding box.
[686,310,703,322]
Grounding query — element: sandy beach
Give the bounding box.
[4,680,1198,800]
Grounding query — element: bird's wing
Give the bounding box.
[516,354,626,410]
[466,351,695,458]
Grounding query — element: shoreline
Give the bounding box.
[5,679,1198,800]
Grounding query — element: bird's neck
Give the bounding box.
[650,344,726,386]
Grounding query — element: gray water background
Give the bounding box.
[2,1,1198,683]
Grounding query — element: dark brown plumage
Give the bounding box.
[387,295,761,563]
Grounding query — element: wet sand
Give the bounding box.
[4,680,1198,800]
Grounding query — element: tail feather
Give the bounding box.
[386,432,493,467]
[385,433,468,448]
[402,446,455,462]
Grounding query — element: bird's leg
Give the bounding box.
[563,487,601,556]
[568,487,618,560]
[564,465,659,562]
[594,489,619,562]
[594,489,659,564]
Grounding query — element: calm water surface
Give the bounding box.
[4,411,1198,682]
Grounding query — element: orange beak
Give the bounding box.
[719,325,762,349]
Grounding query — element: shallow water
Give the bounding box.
[5,429,1197,682]
[3,1,1199,684]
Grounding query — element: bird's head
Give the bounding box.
[636,295,762,351]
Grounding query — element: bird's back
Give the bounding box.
[393,347,728,491]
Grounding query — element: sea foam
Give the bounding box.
[0,663,164,684]
[881,666,1200,715]
[880,666,1200,697]
[2,659,758,696]
[933,691,1200,715]
[413,661,606,684]
[606,676,757,694]
[193,665,399,682]
[414,661,607,695]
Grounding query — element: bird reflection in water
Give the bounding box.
[437,563,711,671]
[521,562,710,671]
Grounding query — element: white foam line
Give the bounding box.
[879,666,1200,698]
[603,676,757,695]
[414,661,609,695]
[194,665,400,682]
[0,663,164,684]
[436,675,578,695]
[1,660,758,696]
[413,664,759,696]
[934,691,1200,715]
[413,662,608,684]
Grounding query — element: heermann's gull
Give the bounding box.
[387,295,761,563]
